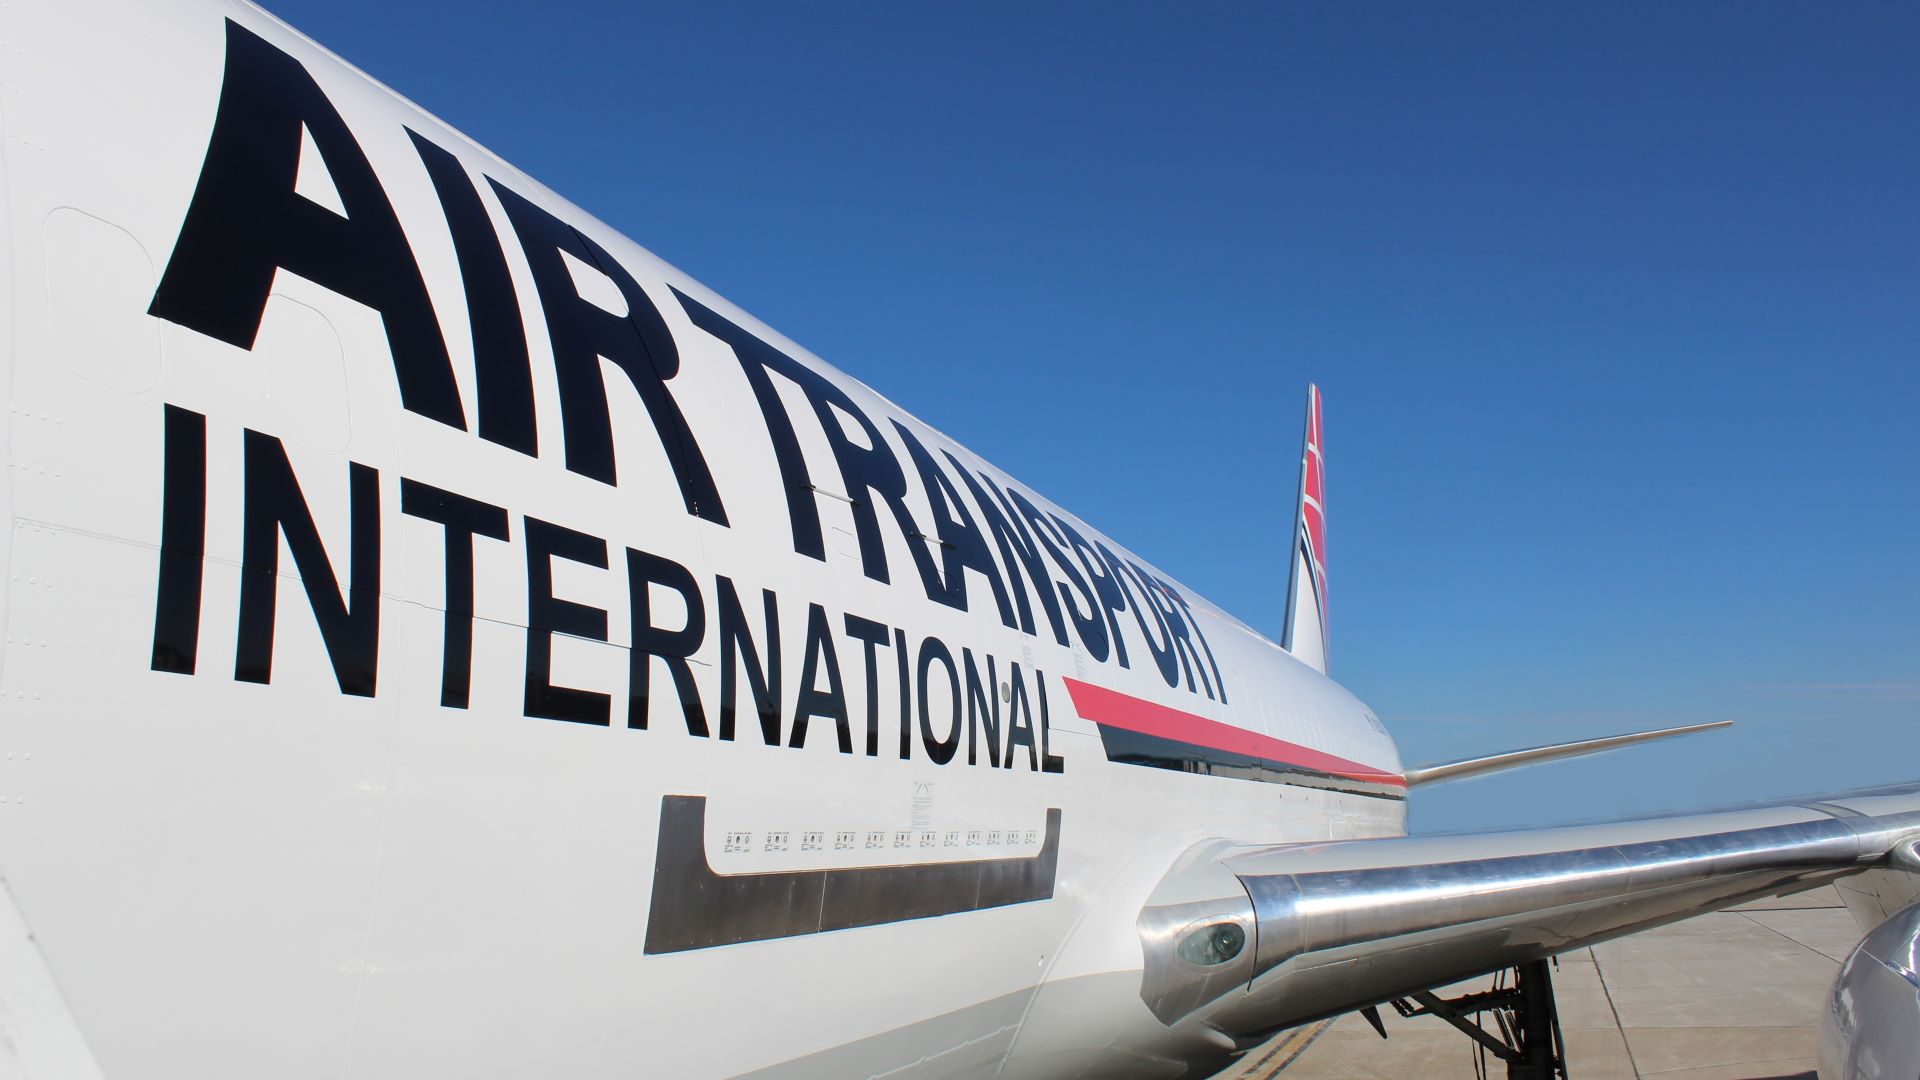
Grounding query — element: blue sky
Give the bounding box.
[268,0,1919,832]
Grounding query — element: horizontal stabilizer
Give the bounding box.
[1402,720,1732,788]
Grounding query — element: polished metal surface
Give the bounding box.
[1136,841,1258,1025]
[1890,837,1920,874]
[643,796,1062,954]
[1401,720,1733,787]
[1135,783,1920,1044]
[1819,897,1920,1079]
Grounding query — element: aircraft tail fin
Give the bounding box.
[1281,384,1329,673]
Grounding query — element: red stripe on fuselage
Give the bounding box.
[1061,678,1404,788]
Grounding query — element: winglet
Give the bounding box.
[1402,720,1734,788]
[1281,384,1329,673]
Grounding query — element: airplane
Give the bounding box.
[0,1,1913,1078]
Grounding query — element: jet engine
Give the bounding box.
[1820,896,1920,1080]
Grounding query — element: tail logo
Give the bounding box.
[1282,385,1330,673]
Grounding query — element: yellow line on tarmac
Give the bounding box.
[1231,1019,1336,1078]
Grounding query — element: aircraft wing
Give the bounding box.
[1136,782,1920,1043]
[1400,719,1734,787]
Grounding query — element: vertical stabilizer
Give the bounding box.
[1281,385,1329,673]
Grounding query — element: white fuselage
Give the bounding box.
[0,1,1403,1076]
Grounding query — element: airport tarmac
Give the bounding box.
[1224,886,1856,1080]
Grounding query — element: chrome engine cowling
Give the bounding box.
[1819,895,1920,1080]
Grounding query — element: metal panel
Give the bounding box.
[643,795,1063,954]
[1134,787,1920,1039]
[1820,897,1920,1079]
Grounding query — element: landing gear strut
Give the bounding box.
[1390,959,1568,1080]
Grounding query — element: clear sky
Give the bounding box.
[264,0,1919,833]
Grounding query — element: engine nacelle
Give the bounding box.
[1820,896,1920,1079]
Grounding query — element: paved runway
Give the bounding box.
[1223,886,1854,1080]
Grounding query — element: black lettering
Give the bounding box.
[955,464,1070,647]
[917,637,960,766]
[674,287,938,592]
[1004,663,1037,771]
[407,131,536,455]
[1004,488,1105,661]
[715,577,781,745]
[627,548,707,735]
[844,614,890,758]
[673,287,823,561]
[491,185,726,523]
[151,405,207,675]
[1162,582,1226,703]
[894,422,1014,621]
[1053,516,1130,669]
[895,627,912,759]
[1105,549,1177,688]
[789,603,851,754]
[150,21,464,430]
[400,479,509,709]
[523,516,611,725]
[1140,572,1213,699]
[235,430,380,696]
[963,649,1000,767]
